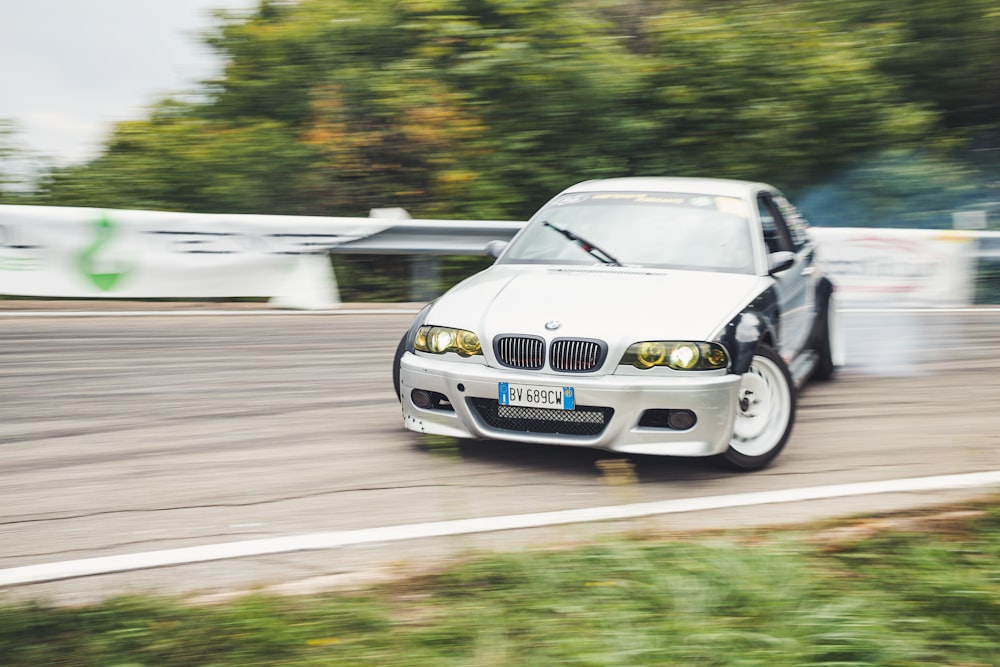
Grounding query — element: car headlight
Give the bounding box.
[414,326,483,357]
[621,341,728,370]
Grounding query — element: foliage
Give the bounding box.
[27,0,962,221]
[0,501,998,666]
[831,0,1000,135]
[333,254,492,302]
[13,0,1000,300]
[35,103,314,215]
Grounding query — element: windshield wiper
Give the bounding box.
[542,221,622,266]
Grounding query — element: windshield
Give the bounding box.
[499,191,756,274]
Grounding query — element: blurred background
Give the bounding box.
[2,0,998,301]
[1,6,999,660]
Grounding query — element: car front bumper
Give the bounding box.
[400,353,741,457]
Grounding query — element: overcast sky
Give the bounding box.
[0,0,258,166]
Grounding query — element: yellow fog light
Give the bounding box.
[635,341,668,369]
[669,342,700,369]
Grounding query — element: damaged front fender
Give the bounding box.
[716,287,779,375]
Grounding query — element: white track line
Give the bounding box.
[1,306,999,317]
[0,308,420,317]
[840,307,1000,314]
[2,470,998,587]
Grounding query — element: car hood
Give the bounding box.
[426,265,770,344]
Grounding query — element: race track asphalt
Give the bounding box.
[1,305,998,603]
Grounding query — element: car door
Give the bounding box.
[756,191,816,361]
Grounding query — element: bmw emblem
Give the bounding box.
[545,320,561,330]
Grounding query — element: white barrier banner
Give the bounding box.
[810,227,977,307]
[0,205,986,309]
[0,205,391,307]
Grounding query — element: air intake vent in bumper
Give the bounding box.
[469,398,613,437]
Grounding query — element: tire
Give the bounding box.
[392,334,407,401]
[811,298,837,382]
[716,345,796,471]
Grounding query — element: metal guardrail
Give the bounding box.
[2,201,998,306]
[334,219,525,255]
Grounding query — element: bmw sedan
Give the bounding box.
[393,177,843,470]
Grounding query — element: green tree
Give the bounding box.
[37,102,315,214]
[833,0,1000,135]
[633,6,933,188]
[32,0,940,221]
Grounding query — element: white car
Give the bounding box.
[393,177,843,470]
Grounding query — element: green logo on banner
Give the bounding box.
[78,213,132,291]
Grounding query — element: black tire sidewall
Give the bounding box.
[812,299,836,382]
[392,334,407,401]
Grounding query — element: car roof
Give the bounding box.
[560,177,772,199]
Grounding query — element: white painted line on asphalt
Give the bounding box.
[1,306,998,318]
[0,308,421,317]
[2,470,998,587]
[840,307,1000,314]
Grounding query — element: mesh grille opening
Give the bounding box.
[469,398,612,437]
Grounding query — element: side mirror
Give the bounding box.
[767,251,795,274]
[485,239,508,259]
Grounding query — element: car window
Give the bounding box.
[772,195,811,251]
[757,193,793,254]
[500,191,756,274]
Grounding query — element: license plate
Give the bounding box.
[498,382,575,410]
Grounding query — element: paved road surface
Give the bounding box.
[1,308,998,603]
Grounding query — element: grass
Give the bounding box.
[1,499,998,666]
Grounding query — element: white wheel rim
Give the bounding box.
[731,354,792,457]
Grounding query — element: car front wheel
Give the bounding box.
[717,345,796,471]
